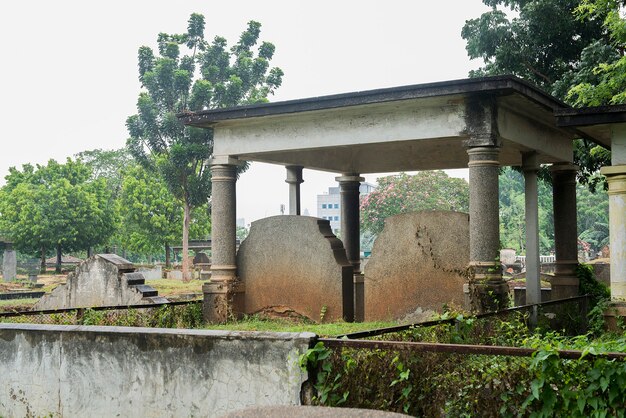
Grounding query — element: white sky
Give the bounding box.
[0,0,489,225]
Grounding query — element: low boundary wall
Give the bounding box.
[0,324,314,417]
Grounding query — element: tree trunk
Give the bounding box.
[55,244,62,274]
[87,247,92,258]
[182,201,191,282]
[165,242,171,268]
[40,247,46,274]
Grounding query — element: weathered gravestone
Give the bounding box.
[34,254,167,310]
[365,211,469,321]
[2,247,17,282]
[237,216,354,322]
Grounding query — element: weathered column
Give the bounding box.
[204,159,244,323]
[601,125,626,306]
[523,152,541,307]
[285,165,304,215]
[602,166,626,301]
[336,173,363,321]
[550,163,579,299]
[336,174,364,272]
[467,146,508,312]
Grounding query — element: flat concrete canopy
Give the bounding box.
[181,76,586,173]
[555,105,626,149]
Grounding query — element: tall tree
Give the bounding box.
[360,171,469,234]
[76,147,133,255]
[126,14,282,280]
[462,0,610,93]
[0,159,116,273]
[120,164,211,266]
[566,0,626,106]
[462,0,615,188]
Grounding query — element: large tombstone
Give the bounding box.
[237,216,354,322]
[2,247,17,282]
[365,211,470,321]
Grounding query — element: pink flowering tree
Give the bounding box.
[360,171,469,234]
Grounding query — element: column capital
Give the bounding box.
[210,164,237,182]
[549,162,579,173]
[522,151,540,172]
[601,165,626,195]
[335,174,365,183]
[601,164,626,178]
[285,165,304,185]
[466,146,500,167]
[209,155,244,167]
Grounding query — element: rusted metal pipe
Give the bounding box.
[337,295,591,339]
[318,338,626,360]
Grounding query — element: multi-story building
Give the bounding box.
[317,182,376,233]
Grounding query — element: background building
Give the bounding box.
[317,182,376,232]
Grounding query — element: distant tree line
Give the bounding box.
[360,169,609,256]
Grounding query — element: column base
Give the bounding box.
[353,273,364,322]
[467,262,509,313]
[550,274,579,300]
[603,301,626,332]
[202,281,245,323]
[467,281,510,313]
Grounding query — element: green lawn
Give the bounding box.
[146,279,203,296]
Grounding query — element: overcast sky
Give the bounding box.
[0,0,489,224]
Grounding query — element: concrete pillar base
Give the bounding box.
[467,262,509,313]
[202,281,245,323]
[550,274,579,300]
[603,301,626,331]
[353,273,364,322]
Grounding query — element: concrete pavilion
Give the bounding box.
[180,75,604,321]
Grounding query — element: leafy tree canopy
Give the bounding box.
[360,171,469,234]
[0,158,117,272]
[462,0,623,189]
[566,0,626,106]
[126,14,282,279]
[119,164,210,261]
[498,167,608,255]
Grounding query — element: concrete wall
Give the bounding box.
[0,324,313,418]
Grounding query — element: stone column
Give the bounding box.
[204,160,244,323]
[523,152,541,307]
[601,127,626,327]
[336,173,364,322]
[285,165,304,215]
[550,163,579,299]
[467,146,508,312]
[601,165,626,302]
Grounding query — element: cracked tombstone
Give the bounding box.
[364,211,470,321]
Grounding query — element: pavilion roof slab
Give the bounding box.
[555,105,626,149]
[180,76,584,172]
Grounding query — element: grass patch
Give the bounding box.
[0,298,39,310]
[146,279,203,296]
[206,316,397,337]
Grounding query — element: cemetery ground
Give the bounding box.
[3,267,626,415]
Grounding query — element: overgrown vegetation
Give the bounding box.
[300,300,626,417]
